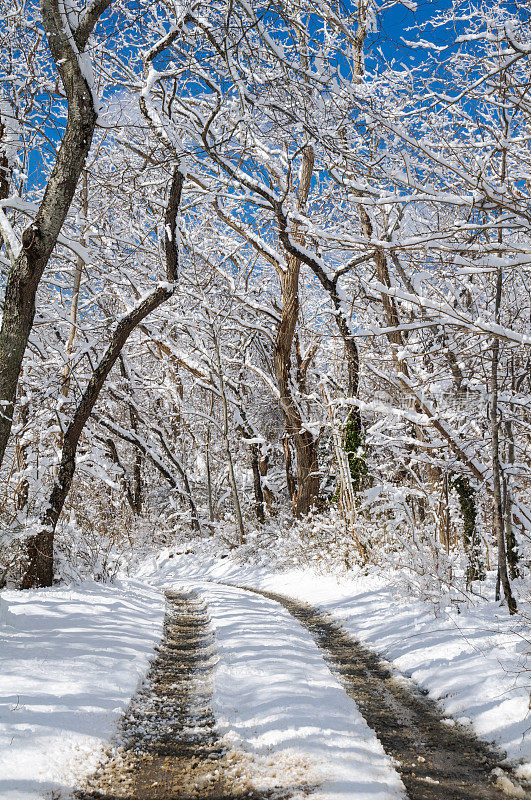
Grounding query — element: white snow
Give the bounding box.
[1,546,530,798]
[0,580,165,799]
[160,579,405,800]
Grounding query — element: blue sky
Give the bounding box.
[369,0,453,65]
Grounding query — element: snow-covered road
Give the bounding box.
[1,549,530,798]
[193,581,406,799]
[0,578,406,799]
[145,546,531,771]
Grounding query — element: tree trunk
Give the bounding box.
[21,285,177,587]
[105,435,137,512]
[490,267,516,614]
[283,437,296,503]
[14,390,30,511]
[206,424,215,523]
[20,164,184,588]
[0,115,10,201]
[118,357,143,514]
[452,475,484,586]
[130,410,143,514]
[276,220,364,502]
[213,333,245,544]
[259,452,275,513]
[250,443,265,524]
[274,145,319,517]
[0,0,112,470]
[503,420,519,579]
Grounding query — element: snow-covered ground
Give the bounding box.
[0,580,165,799]
[187,581,405,799]
[1,540,530,798]
[141,544,531,774]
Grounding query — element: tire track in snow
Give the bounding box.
[236,585,522,800]
[75,590,304,799]
[198,580,405,800]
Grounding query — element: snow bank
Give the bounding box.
[0,580,165,799]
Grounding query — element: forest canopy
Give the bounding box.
[0,0,530,612]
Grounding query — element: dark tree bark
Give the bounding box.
[119,357,143,514]
[0,117,10,202]
[0,0,113,471]
[250,443,265,524]
[276,210,366,497]
[503,421,520,580]
[21,166,184,588]
[490,268,516,614]
[131,416,143,514]
[234,410,266,525]
[283,436,296,503]
[259,452,275,513]
[206,395,215,523]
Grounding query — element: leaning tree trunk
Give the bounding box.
[21,165,184,588]
[0,0,113,471]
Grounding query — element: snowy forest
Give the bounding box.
[1,0,530,608]
[1,0,531,798]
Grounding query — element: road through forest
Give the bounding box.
[75,584,525,800]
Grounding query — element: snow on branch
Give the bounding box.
[368,280,531,347]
